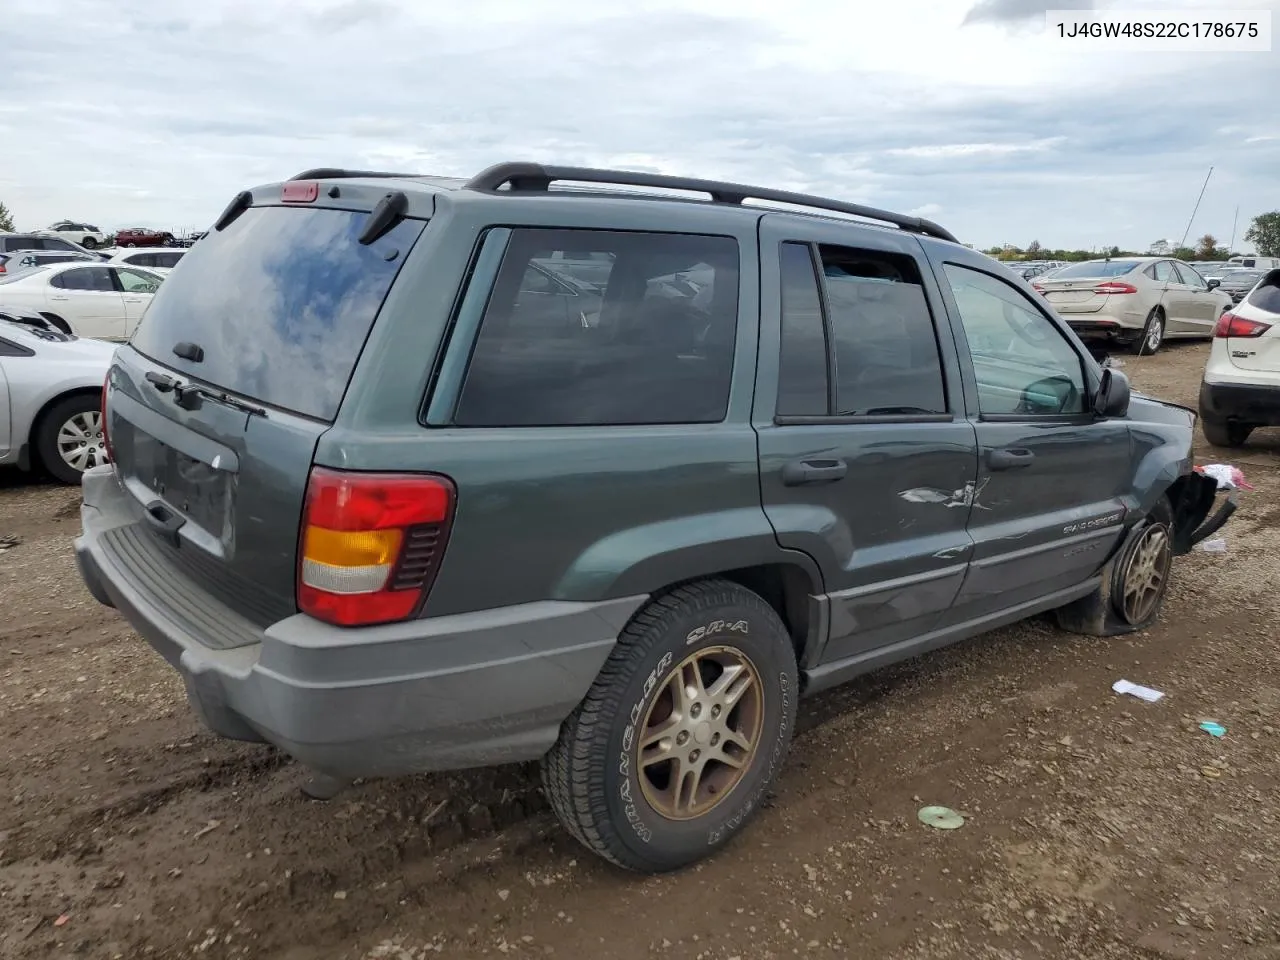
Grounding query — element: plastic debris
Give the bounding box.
[917,805,966,830]
[1195,463,1254,491]
[53,914,70,927]
[1199,721,1227,738]
[1197,538,1228,553]
[1201,766,1221,779]
[1113,679,1165,703]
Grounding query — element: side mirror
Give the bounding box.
[1093,368,1131,419]
[1206,278,1221,291]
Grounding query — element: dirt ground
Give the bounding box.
[2,342,1279,960]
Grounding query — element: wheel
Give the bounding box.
[1055,499,1174,637]
[35,394,107,484]
[1131,309,1164,355]
[1202,419,1252,448]
[81,237,97,249]
[542,579,798,872]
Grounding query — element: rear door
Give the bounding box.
[927,249,1131,617]
[47,266,125,338]
[111,266,161,337]
[1146,260,1190,332]
[754,217,978,668]
[107,200,427,626]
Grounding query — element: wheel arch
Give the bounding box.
[30,386,102,468]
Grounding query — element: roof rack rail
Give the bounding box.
[289,168,423,181]
[463,162,958,244]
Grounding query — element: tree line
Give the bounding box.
[984,211,1280,262]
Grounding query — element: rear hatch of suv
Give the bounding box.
[1219,270,1280,375]
[104,195,427,632]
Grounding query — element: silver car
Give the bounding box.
[0,308,114,483]
[1034,257,1231,355]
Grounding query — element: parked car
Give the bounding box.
[1034,257,1231,354]
[173,231,207,248]
[1226,255,1280,271]
[75,162,1230,873]
[47,221,109,249]
[0,232,109,260]
[0,261,162,339]
[0,310,114,483]
[1199,269,1280,447]
[1213,269,1265,306]
[114,227,176,248]
[107,247,187,274]
[0,248,99,274]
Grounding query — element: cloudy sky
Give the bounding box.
[2,0,1277,251]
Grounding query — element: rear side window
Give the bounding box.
[51,267,114,291]
[777,242,829,417]
[129,206,425,421]
[1246,271,1280,313]
[454,229,739,427]
[126,253,155,267]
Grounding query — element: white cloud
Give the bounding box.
[1,0,1278,250]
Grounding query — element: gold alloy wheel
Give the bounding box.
[1120,524,1171,624]
[636,645,763,821]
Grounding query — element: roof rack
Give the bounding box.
[463,162,959,244]
[289,168,424,181]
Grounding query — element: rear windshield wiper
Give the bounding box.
[145,370,265,417]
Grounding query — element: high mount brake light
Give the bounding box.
[297,467,455,627]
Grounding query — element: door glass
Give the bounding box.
[777,242,829,417]
[943,264,1087,417]
[114,268,161,293]
[817,245,947,416]
[455,228,739,427]
[52,267,115,292]
[1150,261,1174,283]
[1173,263,1205,288]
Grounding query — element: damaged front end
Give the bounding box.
[1168,471,1237,555]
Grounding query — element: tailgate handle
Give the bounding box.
[143,500,186,548]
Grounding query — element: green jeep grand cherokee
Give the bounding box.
[75,162,1231,872]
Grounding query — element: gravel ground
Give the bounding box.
[2,341,1278,960]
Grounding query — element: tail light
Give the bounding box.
[1093,281,1138,295]
[1214,312,1272,338]
[101,370,113,462]
[298,467,455,627]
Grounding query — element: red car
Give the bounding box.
[114,227,175,248]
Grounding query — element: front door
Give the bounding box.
[754,218,978,668]
[111,267,161,338]
[46,266,125,339]
[929,257,1131,618]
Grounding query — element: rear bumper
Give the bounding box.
[74,465,645,778]
[1199,380,1280,427]
[1062,315,1144,340]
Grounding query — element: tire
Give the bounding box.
[1132,309,1164,355]
[542,579,799,873]
[81,237,97,249]
[35,393,107,484]
[1202,419,1252,448]
[1055,499,1174,637]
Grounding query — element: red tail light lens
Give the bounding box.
[101,370,113,463]
[1093,281,1138,295]
[298,467,455,627]
[1214,312,1272,338]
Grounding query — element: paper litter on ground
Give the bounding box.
[1113,679,1165,702]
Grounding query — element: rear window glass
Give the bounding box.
[454,228,739,427]
[129,206,424,421]
[1050,261,1140,280]
[1246,271,1280,313]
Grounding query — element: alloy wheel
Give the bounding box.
[1119,523,1171,624]
[636,645,764,821]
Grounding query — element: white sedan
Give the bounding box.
[0,261,162,340]
[107,246,187,275]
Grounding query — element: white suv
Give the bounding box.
[1199,269,1280,447]
[46,221,109,249]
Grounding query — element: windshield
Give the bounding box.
[1048,260,1141,280]
[128,205,425,421]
